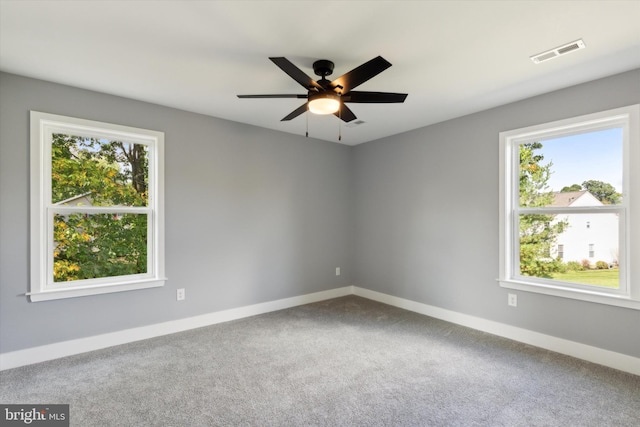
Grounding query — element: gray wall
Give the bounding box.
[352,69,640,358]
[2,70,639,360]
[0,72,353,353]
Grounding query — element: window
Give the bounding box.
[30,112,165,301]
[499,105,640,309]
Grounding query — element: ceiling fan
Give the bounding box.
[237,56,408,123]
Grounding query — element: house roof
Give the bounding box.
[1,1,639,145]
[54,192,93,206]
[551,190,600,207]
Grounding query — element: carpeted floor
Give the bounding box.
[1,295,639,426]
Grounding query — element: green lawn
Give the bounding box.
[550,269,619,288]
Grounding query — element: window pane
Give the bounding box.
[519,212,619,289]
[51,134,149,207]
[53,212,148,282]
[519,128,623,208]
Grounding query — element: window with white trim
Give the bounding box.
[499,105,640,309]
[30,111,165,301]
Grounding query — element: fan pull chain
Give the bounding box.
[305,108,309,138]
[338,106,342,141]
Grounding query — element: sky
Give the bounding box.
[535,127,623,193]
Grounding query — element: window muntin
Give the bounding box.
[499,105,639,310]
[30,112,165,301]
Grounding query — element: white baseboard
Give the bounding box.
[352,286,640,376]
[2,285,638,376]
[0,286,353,371]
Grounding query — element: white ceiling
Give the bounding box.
[1,1,639,145]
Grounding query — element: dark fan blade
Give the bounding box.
[237,94,308,99]
[331,56,392,94]
[334,104,357,122]
[269,57,324,91]
[281,103,309,121]
[342,91,407,103]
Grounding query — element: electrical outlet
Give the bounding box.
[336,267,341,276]
[177,288,185,301]
[508,293,517,307]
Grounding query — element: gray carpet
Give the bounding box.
[1,295,639,426]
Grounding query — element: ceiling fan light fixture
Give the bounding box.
[237,56,407,124]
[308,93,340,115]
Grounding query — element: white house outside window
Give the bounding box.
[499,105,640,310]
[30,112,166,301]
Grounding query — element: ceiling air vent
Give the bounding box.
[530,39,586,64]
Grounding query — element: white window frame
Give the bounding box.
[29,111,166,301]
[499,105,640,310]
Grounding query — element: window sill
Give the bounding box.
[27,278,167,302]
[498,279,640,311]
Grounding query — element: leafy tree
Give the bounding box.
[52,134,148,282]
[581,180,621,204]
[559,180,621,204]
[518,142,567,278]
[560,184,582,192]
